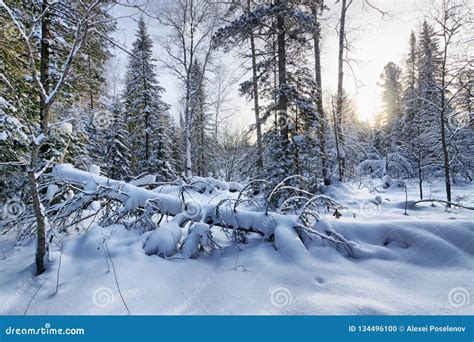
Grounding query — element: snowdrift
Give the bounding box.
[0,165,473,315]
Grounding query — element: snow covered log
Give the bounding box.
[48,164,353,258]
[52,165,277,233]
[52,164,182,214]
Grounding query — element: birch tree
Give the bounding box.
[428,0,472,206]
[0,0,118,274]
[334,0,351,181]
[156,0,222,178]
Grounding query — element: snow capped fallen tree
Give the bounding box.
[356,152,413,180]
[4,164,355,259]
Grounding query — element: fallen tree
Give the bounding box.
[4,164,355,259]
[410,199,474,210]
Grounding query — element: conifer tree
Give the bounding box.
[376,62,402,153]
[123,17,175,178]
[104,98,132,180]
[214,0,319,187]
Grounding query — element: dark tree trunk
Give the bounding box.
[200,108,205,176]
[143,60,149,163]
[39,0,51,131]
[88,57,94,109]
[312,4,330,185]
[30,145,47,275]
[417,157,423,200]
[32,0,52,274]
[276,9,288,142]
[440,49,452,207]
[248,0,263,171]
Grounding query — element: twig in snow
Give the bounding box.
[55,245,63,293]
[402,181,409,215]
[103,240,130,315]
[101,241,110,273]
[24,279,47,315]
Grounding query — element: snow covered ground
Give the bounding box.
[1,178,473,315]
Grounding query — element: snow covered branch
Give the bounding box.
[20,164,356,259]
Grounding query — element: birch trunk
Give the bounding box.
[32,0,52,273]
[335,0,347,181]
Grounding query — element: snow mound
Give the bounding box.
[181,223,211,258]
[130,175,156,187]
[143,215,184,257]
[1,214,473,315]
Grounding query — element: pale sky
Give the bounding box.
[320,0,435,122]
[108,0,436,128]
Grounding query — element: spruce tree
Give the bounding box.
[214,0,319,188]
[416,21,442,171]
[376,62,402,153]
[188,60,218,177]
[104,97,132,180]
[123,17,175,178]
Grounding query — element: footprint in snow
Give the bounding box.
[314,276,325,285]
